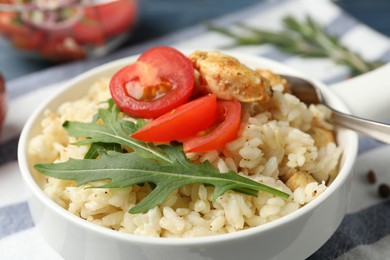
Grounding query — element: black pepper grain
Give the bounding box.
[366,170,377,184]
[378,183,390,199]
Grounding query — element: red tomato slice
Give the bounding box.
[110,46,194,118]
[183,100,241,153]
[11,30,44,51]
[39,36,86,61]
[73,15,105,45]
[132,94,217,142]
[0,12,24,37]
[0,12,44,50]
[93,0,137,37]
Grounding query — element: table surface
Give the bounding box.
[1,0,390,82]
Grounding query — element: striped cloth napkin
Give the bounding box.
[1,0,390,259]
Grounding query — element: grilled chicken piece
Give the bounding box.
[309,127,335,147]
[189,51,272,103]
[281,169,317,191]
[256,69,290,93]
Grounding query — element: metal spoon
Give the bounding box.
[282,74,390,144]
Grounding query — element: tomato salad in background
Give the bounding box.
[0,0,137,61]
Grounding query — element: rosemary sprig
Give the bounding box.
[207,15,384,76]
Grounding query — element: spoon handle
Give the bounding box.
[331,109,390,144]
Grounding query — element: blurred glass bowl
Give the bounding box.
[0,0,138,61]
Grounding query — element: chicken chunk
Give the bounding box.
[280,169,317,191]
[256,69,290,93]
[309,127,335,147]
[189,51,272,103]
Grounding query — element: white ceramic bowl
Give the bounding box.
[18,51,359,260]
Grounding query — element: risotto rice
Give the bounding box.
[28,71,342,238]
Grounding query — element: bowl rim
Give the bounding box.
[17,50,359,246]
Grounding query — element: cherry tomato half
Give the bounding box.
[73,15,105,45]
[183,100,241,153]
[39,36,86,61]
[132,94,217,142]
[0,12,44,50]
[93,0,137,38]
[110,46,195,118]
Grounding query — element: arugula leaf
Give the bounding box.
[84,142,122,159]
[34,100,289,214]
[63,103,172,164]
[122,118,148,133]
[35,147,289,214]
[121,119,147,134]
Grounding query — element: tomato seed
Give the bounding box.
[139,81,173,101]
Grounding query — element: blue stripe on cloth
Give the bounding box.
[259,47,293,62]
[358,136,384,154]
[0,136,19,165]
[0,201,34,239]
[7,61,100,100]
[379,48,390,61]
[308,199,390,259]
[325,12,358,36]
